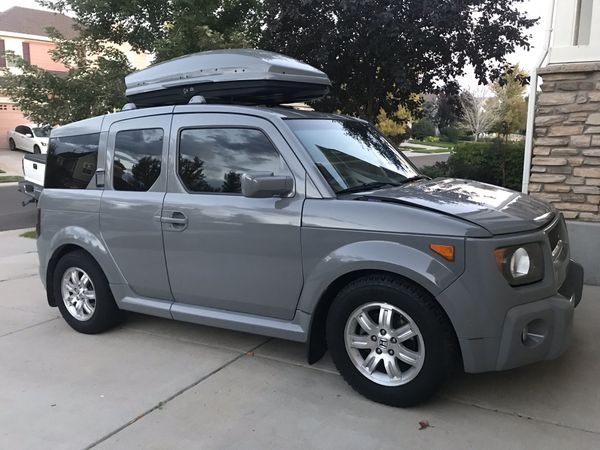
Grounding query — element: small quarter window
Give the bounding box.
[178,128,288,193]
[113,128,163,192]
[45,133,100,189]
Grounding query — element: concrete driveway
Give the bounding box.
[1,229,599,449]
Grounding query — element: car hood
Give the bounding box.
[354,178,554,235]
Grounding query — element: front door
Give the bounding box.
[162,113,305,320]
[99,115,172,301]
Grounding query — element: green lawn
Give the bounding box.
[20,230,37,239]
[0,175,24,183]
[407,140,458,150]
[402,146,450,153]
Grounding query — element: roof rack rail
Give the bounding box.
[122,103,137,111]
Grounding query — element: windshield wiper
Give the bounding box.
[336,182,401,195]
[400,175,429,184]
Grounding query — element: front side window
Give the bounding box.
[178,128,289,194]
[113,128,163,191]
[32,126,51,138]
[45,133,100,189]
[286,119,419,194]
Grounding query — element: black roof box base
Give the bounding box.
[127,80,328,107]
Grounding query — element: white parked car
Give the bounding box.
[8,124,51,154]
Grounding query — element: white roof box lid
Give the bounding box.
[125,49,331,107]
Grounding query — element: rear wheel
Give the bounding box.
[326,274,457,407]
[54,250,123,333]
[33,145,41,154]
[9,138,16,151]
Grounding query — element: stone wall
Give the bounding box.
[529,63,600,221]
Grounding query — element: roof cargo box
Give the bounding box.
[125,49,331,107]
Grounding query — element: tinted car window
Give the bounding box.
[15,125,26,135]
[33,127,51,137]
[45,133,100,189]
[113,129,163,192]
[178,128,288,193]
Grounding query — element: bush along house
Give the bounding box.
[523,0,600,284]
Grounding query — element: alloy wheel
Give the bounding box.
[344,302,425,386]
[61,267,96,321]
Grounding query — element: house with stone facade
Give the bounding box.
[524,0,600,284]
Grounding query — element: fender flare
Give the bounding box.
[299,240,463,364]
[44,226,124,306]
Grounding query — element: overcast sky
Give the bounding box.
[2,0,550,89]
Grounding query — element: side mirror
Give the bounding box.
[241,172,293,198]
[25,133,33,138]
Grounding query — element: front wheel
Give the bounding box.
[54,250,123,334]
[33,145,41,154]
[9,138,16,151]
[327,274,457,407]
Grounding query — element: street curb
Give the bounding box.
[0,182,20,187]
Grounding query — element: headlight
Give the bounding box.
[495,243,544,286]
[41,142,47,146]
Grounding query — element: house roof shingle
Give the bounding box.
[0,7,77,40]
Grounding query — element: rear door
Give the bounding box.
[99,115,173,301]
[162,113,305,320]
[21,126,34,152]
[14,126,27,150]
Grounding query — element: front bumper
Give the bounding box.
[458,259,584,373]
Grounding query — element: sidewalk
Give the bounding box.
[0,229,599,449]
[0,148,25,177]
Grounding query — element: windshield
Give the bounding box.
[33,127,51,138]
[287,119,419,194]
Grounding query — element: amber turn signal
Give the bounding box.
[430,244,455,261]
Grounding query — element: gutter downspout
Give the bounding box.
[522,0,558,194]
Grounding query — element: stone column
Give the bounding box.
[530,63,600,221]
[529,63,600,284]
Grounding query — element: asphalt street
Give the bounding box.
[0,184,37,231]
[409,153,450,168]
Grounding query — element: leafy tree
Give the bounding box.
[1,33,132,126]
[491,64,529,139]
[434,82,463,130]
[40,0,262,62]
[411,119,436,141]
[376,105,412,144]
[260,0,537,122]
[222,170,242,193]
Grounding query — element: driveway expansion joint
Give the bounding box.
[84,338,272,449]
[0,317,59,339]
[444,396,600,436]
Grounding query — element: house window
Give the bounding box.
[574,0,594,45]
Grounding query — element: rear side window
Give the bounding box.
[178,128,288,193]
[45,133,100,189]
[113,129,163,191]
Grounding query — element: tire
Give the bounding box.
[9,138,16,151]
[326,274,457,407]
[33,145,41,154]
[54,250,123,334]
